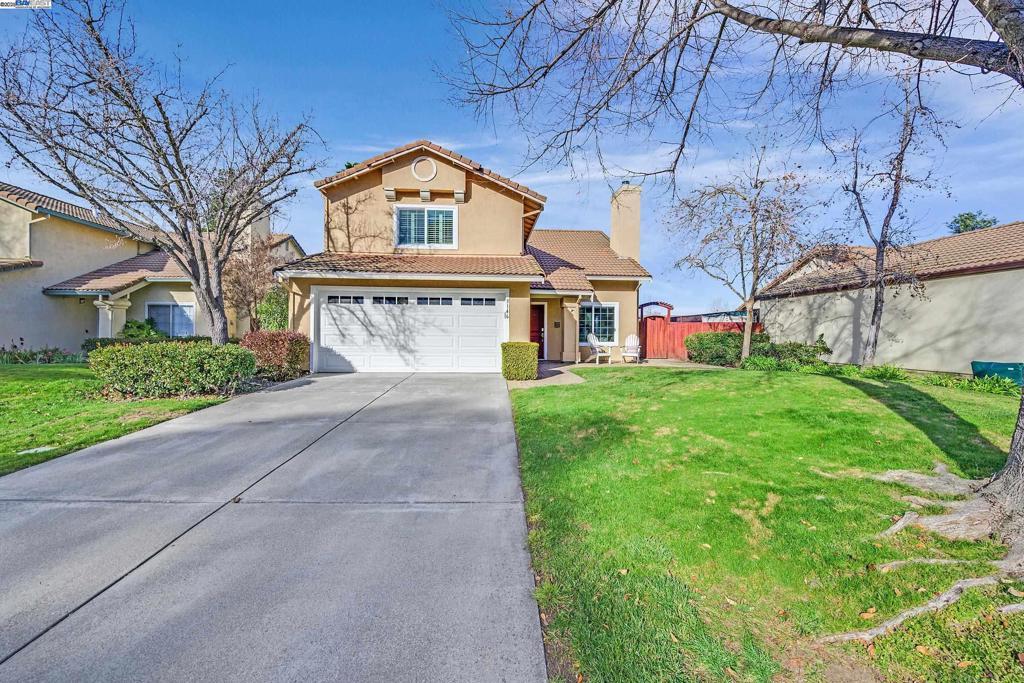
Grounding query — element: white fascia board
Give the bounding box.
[586,275,652,282]
[278,269,543,283]
[529,289,593,297]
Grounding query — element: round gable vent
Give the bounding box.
[411,156,438,182]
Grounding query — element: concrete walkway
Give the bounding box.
[0,373,546,682]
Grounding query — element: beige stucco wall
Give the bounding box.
[322,150,529,256]
[0,200,30,258]
[286,277,532,343]
[0,214,149,350]
[760,268,1024,373]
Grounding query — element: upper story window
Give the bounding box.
[395,206,457,249]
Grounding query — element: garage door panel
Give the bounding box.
[317,289,506,373]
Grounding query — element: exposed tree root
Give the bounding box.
[900,494,940,508]
[876,558,974,572]
[819,577,1000,644]
[876,512,918,538]
[818,459,1024,645]
[872,461,979,496]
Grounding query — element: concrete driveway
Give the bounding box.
[0,373,546,682]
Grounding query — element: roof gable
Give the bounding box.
[315,140,547,204]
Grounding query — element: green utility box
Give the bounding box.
[971,361,1024,386]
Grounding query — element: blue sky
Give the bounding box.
[2,1,1021,313]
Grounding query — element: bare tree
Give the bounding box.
[0,0,319,344]
[451,0,1022,180]
[222,234,285,333]
[673,145,812,359]
[842,77,939,365]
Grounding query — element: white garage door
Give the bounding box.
[314,287,508,373]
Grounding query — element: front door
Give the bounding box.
[530,304,545,359]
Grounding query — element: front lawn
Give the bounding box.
[512,367,1024,682]
[0,364,223,476]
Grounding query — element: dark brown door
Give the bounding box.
[530,305,545,358]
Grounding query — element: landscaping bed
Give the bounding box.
[511,367,1024,681]
[0,364,222,476]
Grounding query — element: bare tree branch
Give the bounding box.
[0,0,321,343]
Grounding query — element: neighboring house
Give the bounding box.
[758,221,1024,373]
[278,140,650,373]
[0,182,304,350]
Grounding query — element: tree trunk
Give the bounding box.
[981,391,1024,511]
[192,282,231,345]
[740,299,755,360]
[861,276,885,366]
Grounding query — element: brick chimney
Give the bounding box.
[610,181,640,260]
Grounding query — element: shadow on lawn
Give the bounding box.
[836,377,1007,479]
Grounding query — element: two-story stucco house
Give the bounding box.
[278,141,651,373]
[0,182,304,351]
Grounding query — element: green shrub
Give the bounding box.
[257,285,289,331]
[82,335,213,353]
[820,363,862,377]
[502,342,539,380]
[686,332,770,366]
[240,330,309,381]
[89,341,256,397]
[862,364,909,381]
[739,355,781,371]
[919,372,1021,397]
[119,318,166,340]
[1,343,81,364]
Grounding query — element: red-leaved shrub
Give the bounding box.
[240,330,309,381]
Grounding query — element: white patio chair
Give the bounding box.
[586,333,612,364]
[621,334,641,364]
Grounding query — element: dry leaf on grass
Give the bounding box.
[915,645,936,656]
[859,607,878,619]
[1008,587,1024,598]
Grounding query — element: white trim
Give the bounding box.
[577,300,620,346]
[411,155,438,182]
[310,284,510,373]
[531,301,548,360]
[586,275,652,282]
[392,204,459,250]
[144,301,196,337]
[278,269,542,283]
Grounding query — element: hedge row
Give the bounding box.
[82,336,213,353]
[89,342,256,397]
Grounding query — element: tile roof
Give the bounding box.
[759,221,1024,298]
[0,257,43,273]
[314,140,547,203]
[0,181,162,242]
[526,229,650,291]
[278,252,545,278]
[44,250,188,295]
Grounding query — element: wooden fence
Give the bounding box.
[640,317,762,360]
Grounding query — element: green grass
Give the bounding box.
[0,364,223,476]
[512,367,1024,682]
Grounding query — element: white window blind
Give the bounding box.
[396,207,455,247]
